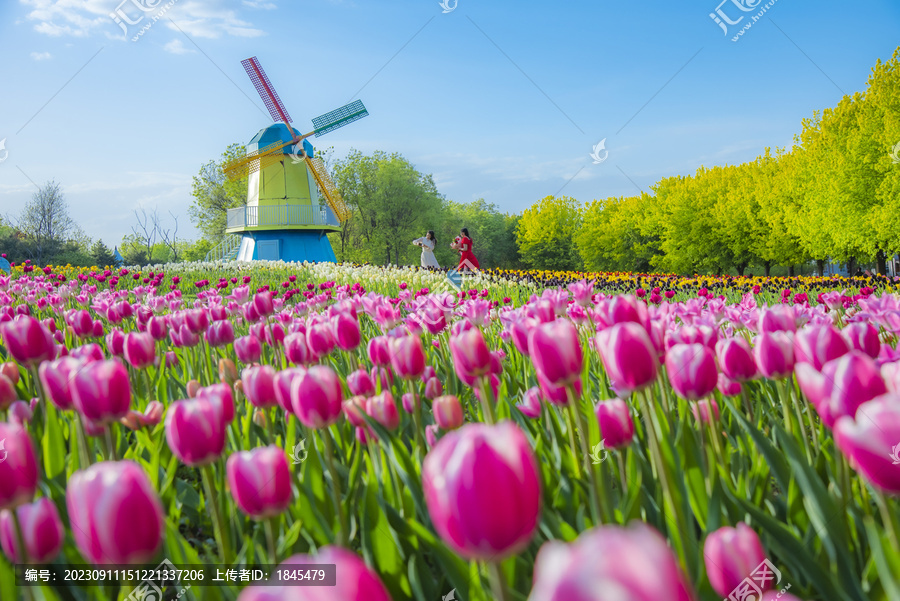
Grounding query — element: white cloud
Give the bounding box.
[30,51,52,60]
[163,38,194,54]
[242,0,277,9]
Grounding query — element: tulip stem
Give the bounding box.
[477,377,496,425]
[322,429,347,547]
[562,406,582,480]
[409,381,425,456]
[875,490,900,552]
[568,394,608,524]
[105,426,117,461]
[201,464,231,564]
[486,561,510,601]
[264,517,278,564]
[75,414,92,468]
[11,509,35,601]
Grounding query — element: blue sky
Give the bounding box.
[1,0,899,248]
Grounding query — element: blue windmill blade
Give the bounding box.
[311,100,369,137]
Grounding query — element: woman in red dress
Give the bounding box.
[451,227,479,270]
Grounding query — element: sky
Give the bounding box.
[0,0,899,248]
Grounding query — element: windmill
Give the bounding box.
[214,56,369,263]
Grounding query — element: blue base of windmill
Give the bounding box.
[236,230,337,263]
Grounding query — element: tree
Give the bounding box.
[516,195,582,271]
[10,180,80,266]
[577,195,659,273]
[155,211,180,263]
[90,240,116,267]
[189,144,248,241]
[131,208,158,263]
[439,199,520,269]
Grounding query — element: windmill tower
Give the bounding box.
[218,57,367,263]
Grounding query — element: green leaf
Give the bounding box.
[42,401,66,480]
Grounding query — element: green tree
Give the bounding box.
[90,240,117,267]
[439,199,520,269]
[189,144,248,241]
[516,195,582,271]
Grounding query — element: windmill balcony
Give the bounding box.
[225,204,341,233]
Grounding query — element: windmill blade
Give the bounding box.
[222,140,290,180]
[311,100,369,138]
[241,56,294,125]
[304,155,351,222]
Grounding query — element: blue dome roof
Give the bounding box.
[248,123,314,157]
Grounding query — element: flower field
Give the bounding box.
[1,260,900,601]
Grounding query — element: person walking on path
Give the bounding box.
[450,227,479,271]
[412,230,440,269]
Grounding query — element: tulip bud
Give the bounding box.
[290,366,343,429]
[449,328,493,382]
[227,446,292,520]
[367,336,391,366]
[424,376,443,400]
[717,374,742,397]
[366,391,400,431]
[754,331,795,380]
[704,523,769,598]
[595,399,634,449]
[105,328,125,356]
[1,315,55,367]
[401,392,418,413]
[389,335,427,380]
[528,319,583,387]
[432,395,463,430]
[516,387,543,419]
[9,400,33,426]
[186,379,201,398]
[0,423,39,511]
[665,343,718,401]
[147,316,168,341]
[71,359,132,424]
[218,358,238,386]
[715,337,758,381]
[691,399,720,424]
[164,398,227,466]
[347,368,375,397]
[243,365,278,409]
[284,332,315,366]
[0,375,17,411]
[306,321,336,358]
[342,395,368,427]
[0,363,20,385]
[595,322,658,395]
[124,332,156,369]
[425,424,439,447]
[0,497,65,563]
[332,312,362,351]
[234,334,263,363]
[66,460,164,564]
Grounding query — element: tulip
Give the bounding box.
[273,368,306,413]
[834,395,900,494]
[425,424,439,447]
[164,397,227,466]
[234,334,263,363]
[389,335,427,380]
[881,361,900,393]
[509,318,535,356]
[0,375,16,411]
[333,312,361,351]
[666,325,718,350]
[517,387,543,418]
[147,315,168,341]
[528,319,583,387]
[227,446,292,519]
[528,522,696,601]
[0,423,39,511]
[9,401,32,426]
[69,343,104,364]
[206,320,235,347]
[594,295,650,331]
[242,365,278,408]
[367,336,391,366]
[816,352,887,428]
[424,376,443,400]
[197,383,235,424]
[0,363,19,385]
[71,359,132,424]
[704,523,769,598]
[105,328,125,356]
[401,392,418,413]
[595,322,658,395]
[69,310,94,338]
[449,327,493,382]
[306,320,336,357]
[0,497,65,563]
[432,395,463,430]
[717,374,742,397]
[691,399,721,424]
[793,325,849,370]
[1,315,55,367]
[290,366,343,429]
[123,332,156,369]
[186,379,201,398]
[595,399,634,449]
[366,391,400,431]
[284,332,315,366]
[666,343,718,401]
[758,305,796,333]
[422,421,541,560]
[219,358,238,386]
[715,337,758,381]
[66,460,164,564]
[342,396,368,427]
[754,331,795,379]
[347,369,375,397]
[843,322,881,359]
[236,546,392,601]
[251,291,274,318]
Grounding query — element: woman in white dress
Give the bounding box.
[412,231,440,269]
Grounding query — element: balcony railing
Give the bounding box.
[226,204,340,230]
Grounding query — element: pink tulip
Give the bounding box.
[691,399,721,424]
[342,396,368,427]
[366,391,400,431]
[594,295,650,331]
[69,343,104,364]
[665,343,718,401]
[0,375,16,411]
[92,320,104,338]
[595,322,658,395]
[227,446,292,519]
[881,361,900,393]
[251,291,274,318]
[236,546,392,601]
[70,310,94,338]
[449,327,493,381]
[0,423,38,511]
[843,322,880,359]
[147,315,168,341]
[9,401,32,426]
[666,325,718,351]
[717,374,742,397]
[424,376,443,400]
[123,332,156,369]
[205,320,235,347]
[595,399,634,449]
[284,332,315,366]
[754,331,795,379]
[347,369,375,397]
[528,522,697,601]
[290,365,343,428]
[816,352,887,428]
[517,387,543,418]
[367,336,391,366]
[197,383,235,424]
[105,328,125,356]
[704,523,770,598]
[528,319,583,387]
[758,305,797,333]
[834,395,900,494]
[234,334,263,363]
[389,335,427,380]
[423,421,541,560]
[164,397,227,466]
[273,367,306,413]
[71,359,132,424]
[0,363,18,386]
[333,312,361,351]
[38,356,82,410]
[66,460,164,564]
[1,315,55,367]
[715,337,758,381]
[509,318,535,356]
[432,395,463,430]
[401,392,418,413]
[793,325,849,370]
[0,497,64,563]
[242,365,278,408]
[425,424,439,447]
[306,321,336,357]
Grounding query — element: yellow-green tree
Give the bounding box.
[516,195,583,270]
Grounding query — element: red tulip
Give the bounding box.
[1,315,55,367]
[0,422,39,511]
[666,343,718,401]
[423,422,541,560]
[0,497,64,563]
[227,446,292,519]
[66,460,164,564]
[595,322,658,395]
[704,523,770,598]
[164,397,227,466]
[290,366,343,428]
[595,399,634,449]
[528,319,583,387]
